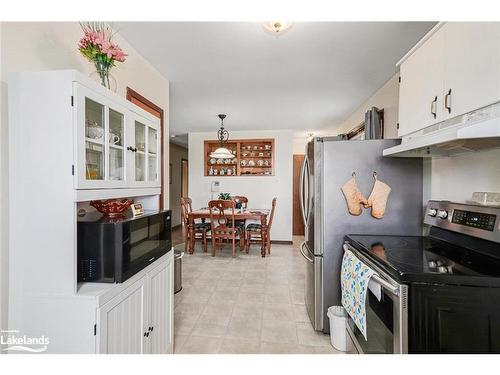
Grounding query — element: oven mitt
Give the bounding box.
[364,174,391,219]
[341,175,368,216]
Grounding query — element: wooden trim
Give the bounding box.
[270,240,293,245]
[126,87,165,210]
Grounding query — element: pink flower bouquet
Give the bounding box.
[78,22,127,89]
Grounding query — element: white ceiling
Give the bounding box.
[117,22,435,139]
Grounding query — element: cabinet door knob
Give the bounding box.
[444,89,452,114]
[150,326,154,332]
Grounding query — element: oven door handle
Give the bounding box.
[343,243,399,296]
[371,274,399,296]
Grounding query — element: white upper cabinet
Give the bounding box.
[442,22,500,120]
[398,23,500,137]
[398,29,445,136]
[74,82,161,190]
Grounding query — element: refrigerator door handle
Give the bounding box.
[300,241,314,263]
[299,156,309,226]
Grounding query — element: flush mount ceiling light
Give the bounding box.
[209,114,234,159]
[262,21,293,36]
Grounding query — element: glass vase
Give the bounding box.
[90,60,117,92]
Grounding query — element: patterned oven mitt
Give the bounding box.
[364,172,391,219]
[341,173,368,216]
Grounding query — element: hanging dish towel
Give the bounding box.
[341,249,376,340]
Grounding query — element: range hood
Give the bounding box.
[383,102,500,157]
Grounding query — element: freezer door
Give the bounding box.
[301,241,323,331]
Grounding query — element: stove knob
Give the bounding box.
[437,266,448,274]
[437,210,448,219]
[427,208,437,217]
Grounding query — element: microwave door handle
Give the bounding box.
[299,156,309,226]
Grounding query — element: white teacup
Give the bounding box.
[109,133,120,145]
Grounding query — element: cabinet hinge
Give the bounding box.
[71,96,74,107]
[397,123,400,130]
[93,324,97,336]
[71,165,75,175]
[398,76,401,83]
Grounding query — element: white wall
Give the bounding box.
[0,22,170,334]
[188,130,293,242]
[334,74,400,138]
[423,149,500,203]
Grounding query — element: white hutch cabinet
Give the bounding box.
[8,70,172,354]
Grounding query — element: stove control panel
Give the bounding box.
[452,209,496,232]
[424,200,500,243]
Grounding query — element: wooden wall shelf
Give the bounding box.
[204,138,275,176]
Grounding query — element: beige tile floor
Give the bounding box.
[173,237,342,354]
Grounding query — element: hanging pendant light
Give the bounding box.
[209,114,234,159]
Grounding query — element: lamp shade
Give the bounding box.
[209,147,234,159]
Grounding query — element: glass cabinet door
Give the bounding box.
[147,127,158,182]
[84,98,105,181]
[108,108,125,181]
[134,121,147,182]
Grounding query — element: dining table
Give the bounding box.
[187,208,270,257]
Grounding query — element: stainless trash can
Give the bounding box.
[174,249,184,294]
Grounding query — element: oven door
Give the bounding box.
[343,243,408,354]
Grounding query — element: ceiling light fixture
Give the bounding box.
[262,21,293,36]
[209,114,234,159]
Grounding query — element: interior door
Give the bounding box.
[97,277,148,354]
[293,155,305,236]
[442,22,500,120]
[148,259,173,354]
[398,28,445,136]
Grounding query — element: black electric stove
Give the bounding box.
[343,201,500,354]
[347,230,500,287]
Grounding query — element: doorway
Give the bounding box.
[181,159,189,198]
[293,154,305,236]
[126,87,165,209]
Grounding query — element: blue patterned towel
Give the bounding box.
[341,249,375,340]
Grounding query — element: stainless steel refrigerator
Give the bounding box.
[299,137,423,333]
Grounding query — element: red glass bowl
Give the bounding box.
[90,199,133,217]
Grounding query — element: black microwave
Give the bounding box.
[77,210,172,283]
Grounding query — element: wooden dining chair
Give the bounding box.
[232,196,248,209]
[208,199,244,257]
[246,197,277,255]
[181,197,210,254]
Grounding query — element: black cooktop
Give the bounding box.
[346,233,500,287]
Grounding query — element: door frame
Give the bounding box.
[181,158,189,199]
[126,87,165,209]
